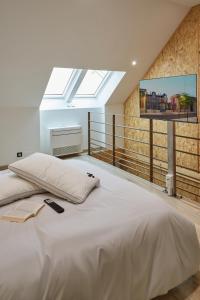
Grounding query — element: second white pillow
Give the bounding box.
[0,170,45,207]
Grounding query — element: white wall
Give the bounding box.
[0,1,188,107]
[0,108,40,165]
[0,106,105,166]
[0,1,189,166]
[40,107,104,153]
[105,104,124,150]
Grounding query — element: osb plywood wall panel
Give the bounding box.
[124,5,200,176]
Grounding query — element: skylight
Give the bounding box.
[44,68,74,96]
[75,70,109,97]
[41,67,126,110]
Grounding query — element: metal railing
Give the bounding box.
[88,112,169,185]
[175,125,200,201]
[88,112,200,202]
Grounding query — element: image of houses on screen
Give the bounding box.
[140,75,197,122]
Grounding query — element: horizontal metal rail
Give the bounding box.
[90,144,107,151]
[116,161,150,177]
[176,186,200,198]
[153,169,167,177]
[176,171,200,183]
[175,134,200,141]
[115,124,149,132]
[90,138,112,147]
[153,157,168,163]
[118,146,150,158]
[177,175,200,185]
[176,178,200,189]
[91,149,113,159]
[153,131,167,135]
[115,155,150,171]
[153,177,166,184]
[90,142,106,150]
[90,112,141,118]
[115,134,150,145]
[114,150,149,166]
[90,121,112,126]
[153,144,167,150]
[153,165,167,172]
[176,149,199,157]
[176,164,198,173]
[90,129,112,136]
[91,152,113,163]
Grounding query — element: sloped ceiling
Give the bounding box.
[0,0,189,107]
[169,0,200,6]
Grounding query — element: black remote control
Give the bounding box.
[44,199,64,213]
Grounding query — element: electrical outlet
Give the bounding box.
[17,152,23,158]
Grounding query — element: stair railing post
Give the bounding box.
[173,122,176,196]
[167,121,176,196]
[88,112,91,156]
[112,115,116,166]
[149,119,153,182]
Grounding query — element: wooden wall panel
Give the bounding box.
[124,6,200,200]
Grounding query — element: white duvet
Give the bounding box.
[0,158,199,300]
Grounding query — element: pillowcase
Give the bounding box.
[9,153,100,204]
[0,170,45,207]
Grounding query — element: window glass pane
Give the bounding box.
[75,70,109,96]
[44,68,74,95]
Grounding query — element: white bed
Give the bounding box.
[0,158,199,300]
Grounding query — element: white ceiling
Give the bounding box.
[0,0,189,107]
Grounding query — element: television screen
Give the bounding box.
[139,74,198,123]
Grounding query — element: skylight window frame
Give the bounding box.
[43,69,78,99]
[74,71,112,99]
[41,69,126,110]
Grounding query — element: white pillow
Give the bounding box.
[9,153,100,204]
[0,170,45,207]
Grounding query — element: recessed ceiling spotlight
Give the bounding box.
[132,60,137,66]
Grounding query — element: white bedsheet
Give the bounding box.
[0,158,199,300]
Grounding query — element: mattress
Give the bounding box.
[0,158,199,300]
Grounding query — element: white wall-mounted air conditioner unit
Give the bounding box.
[48,125,82,157]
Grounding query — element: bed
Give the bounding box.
[0,157,199,300]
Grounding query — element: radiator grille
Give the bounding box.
[53,145,81,157]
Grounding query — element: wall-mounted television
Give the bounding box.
[139,74,198,123]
